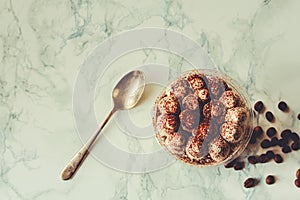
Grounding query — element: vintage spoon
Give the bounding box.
[61,70,145,180]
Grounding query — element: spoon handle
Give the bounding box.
[61,110,115,180]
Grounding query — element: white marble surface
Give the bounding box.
[1,0,300,199]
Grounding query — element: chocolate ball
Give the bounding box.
[182,94,199,110]
[204,120,222,140]
[195,88,210,102]
[209,136,231,162]
[203,102,212,119]
[220,122,244,143]
[158,94,180,114]
[220,90,239,109]
[179,110,200,132]
[186,72,206,91]
[207,77,228,98]
[168,79,192,100]
[225,107,248,125]
[211,100,225,118]
[165,131,189,156]
[185,137,206,161]
[156,115,180,136]
[192,122,209,139]
[215,115,226,125]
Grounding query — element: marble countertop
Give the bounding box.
[1,0,300,199]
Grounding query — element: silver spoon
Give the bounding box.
[61,70,145,180]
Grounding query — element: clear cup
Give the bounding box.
[152,69,254,167]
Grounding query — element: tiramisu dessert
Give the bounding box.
[152,70,253,166]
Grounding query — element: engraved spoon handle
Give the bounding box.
[61,109,115,180]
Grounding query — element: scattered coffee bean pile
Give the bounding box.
[224,100,300,188]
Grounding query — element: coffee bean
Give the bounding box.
[278,138,288,147]
[291,142,300,151]
[249,136,257,144]
[270,137,279,146]
[282,146,292,154]
[224,163,234,168]
[265,111,275,122]
[234,161,245,170]
[224,159,237,168]
[253,126,263,138]
[274,154,283,163]
[259,154,270,163]
[290,132,300,142]
[247,156,258,164]
[296,168,300,178]
[244,178,259,188]
[266,127,277,138]
[281,129,292,139]
[296,169,300,178]
[266,175,276,185]
[278,101,289,112]
[298,113,300,120]
[261,139,271,149]
[266,150,275,159]
[295,178,300,187]
[254,101,265,113]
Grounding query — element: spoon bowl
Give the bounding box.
[112,70,145,110]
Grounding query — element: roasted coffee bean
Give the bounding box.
[278,138,288,147]
[224,163,234,168]
[244,178,259,188]
[274,154,283,163]
[254,101,265,113]
[265,111,275,122]
[281,129,292,139]
[278,101,289,112]
[266,127,277,138]
[253,126,263,138]
[296,169,300,178]
[224,159,237,168]
[291,142,300,151]
[234,161,245,170]
[261,139,271,148]
[259,154,270,163]
[295,178,300,187]
[248,156,258,164]
[266,150,275,159]
[282,146,292,154]
[290,132,300,142]
[253,110,257,118]
[266,175,276,185]
[249,136,257,144]
[270,137,279,146]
